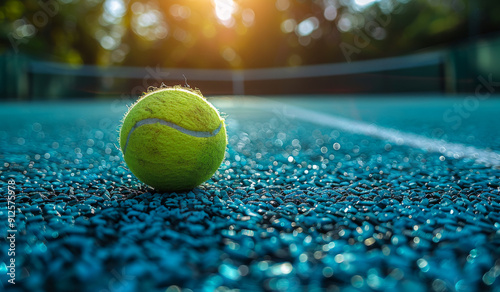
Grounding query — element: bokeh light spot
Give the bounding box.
[170,4,191,20]
[281,19,296,34]
[355,0,378,8]
[100,35,117,50]
[275,0,290,11]
[222,47,237,62]
[296,17,319,37]
[104,0,125,18]
[337,15,353,32]
[242,9,255,27]
[131,3,169,41]
[324,5,337,21]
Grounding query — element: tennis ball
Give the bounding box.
[119,86,227,192]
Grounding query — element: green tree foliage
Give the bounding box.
[0,0,499,68]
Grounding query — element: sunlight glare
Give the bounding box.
[213,0,237,27]
[354,0,378,7]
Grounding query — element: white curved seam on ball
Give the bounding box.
[123,118,222,154]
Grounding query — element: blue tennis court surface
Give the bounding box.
[1,95,500,291]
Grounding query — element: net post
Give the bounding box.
[232,71,244,95]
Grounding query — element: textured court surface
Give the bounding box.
[1,96,500,292]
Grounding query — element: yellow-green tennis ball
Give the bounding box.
[119,86,227,192]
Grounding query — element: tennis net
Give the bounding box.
[1,51,446,100]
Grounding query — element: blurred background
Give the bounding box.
[1,0,500,99]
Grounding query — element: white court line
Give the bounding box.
[219,98,500,168]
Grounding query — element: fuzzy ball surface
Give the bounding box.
[119,86,227,192]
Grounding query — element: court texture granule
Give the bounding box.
[0,102,499,292]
